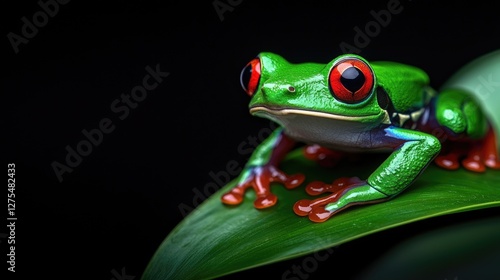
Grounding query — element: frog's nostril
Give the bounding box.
[288,86,296,93]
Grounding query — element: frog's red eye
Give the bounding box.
[329,58,374,104]
[240,58,261,96]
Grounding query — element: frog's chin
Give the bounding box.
[249,106,390,151]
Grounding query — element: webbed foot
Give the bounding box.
[293,177,388,222]
[435,127,500,172]
[221,165,305,209]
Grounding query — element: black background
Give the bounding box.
[3,0,500,279]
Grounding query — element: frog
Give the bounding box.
[220,52,500,223]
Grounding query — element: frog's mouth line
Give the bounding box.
[249,106,381,122]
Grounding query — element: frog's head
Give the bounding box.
[240,52,392,131]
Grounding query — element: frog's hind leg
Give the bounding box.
[433,88,500,172]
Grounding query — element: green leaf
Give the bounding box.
[141,150,500,280]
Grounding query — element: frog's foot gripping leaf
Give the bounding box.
[293,177,389,223]
[434,127,500,172]
[221,165,305,209]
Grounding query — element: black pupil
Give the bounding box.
[340,67,365,93]
[240,63,252,91]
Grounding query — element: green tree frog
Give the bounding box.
[221,52,500,222]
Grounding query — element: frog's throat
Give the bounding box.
[249,106,390,124]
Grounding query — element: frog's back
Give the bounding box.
[371,61,430,113]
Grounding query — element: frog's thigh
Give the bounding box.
[368,127,441,196]
[435,89,488,139]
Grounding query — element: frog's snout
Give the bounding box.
[261,83,298,97]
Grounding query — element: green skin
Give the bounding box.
[221,52,492,222]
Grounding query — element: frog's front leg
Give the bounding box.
[294,126,441,222]
[221,128,305,209]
